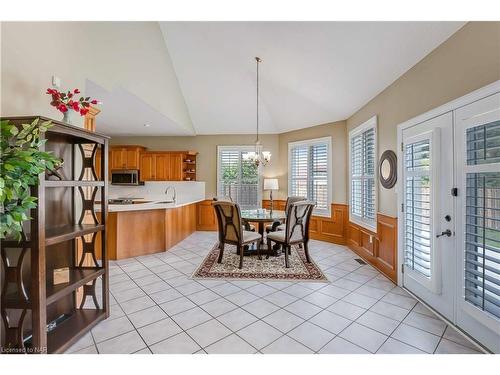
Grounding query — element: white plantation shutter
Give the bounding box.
[289,137,331,216]
[217,146,261,209]
[350,118,377,229]
[404,139,432,278]
[464,121,500,319]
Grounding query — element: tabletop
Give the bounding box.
[240,210,286,221]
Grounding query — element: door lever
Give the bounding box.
[436,229,452,238]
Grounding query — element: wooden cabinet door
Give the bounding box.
[170,153,183,181]
[155,153,171,181]
[126,149,140,169]
[139,153,155,181]
[111,148,126,170]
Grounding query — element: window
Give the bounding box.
[464,121,500,319]
[349,116,377,231]
[217,146,261,209]
[288,137,332,217]
[404,138,432,278]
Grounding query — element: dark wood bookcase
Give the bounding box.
[1,116,109,354]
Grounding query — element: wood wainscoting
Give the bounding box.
[346,213,398,282]
[196,199,218,231]
[197,199,398,282]
[263,200,348,245]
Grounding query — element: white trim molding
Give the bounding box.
[348,115,378,232]
[287,136,332,217]
[396,79,500,286]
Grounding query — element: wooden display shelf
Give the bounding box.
[46,268,105,305]
[45,180,105,187]
[45,224,105,246]
[4,268,105,309]
[47,309,107,353]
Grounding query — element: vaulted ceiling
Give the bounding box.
[91,21,465,136]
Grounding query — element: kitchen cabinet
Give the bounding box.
[169,153,184,181]
[139,152,155,181]
[110,145,145,170]
[155,153,171,180]
[139,151,197,181]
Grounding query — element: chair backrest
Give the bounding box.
[285,196,307,214]
[213,196,233,202]
[284,201,316,244]
[212,200,243,245]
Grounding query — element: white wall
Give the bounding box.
[0,22,193,132]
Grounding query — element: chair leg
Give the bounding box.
[217,242,225,263]
[266,238,272,259]
[256,239,262,260]
[284,245,290,268]
[238,245,244,269]
[303,241,311,263]
[288,246,292,255]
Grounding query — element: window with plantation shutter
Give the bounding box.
[349,117,377,230]
[288,137,332,216]
[404,139,432,278]
[217,146,261,209]
[464,121,500,319]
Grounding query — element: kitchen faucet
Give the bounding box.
[165,186,176,203]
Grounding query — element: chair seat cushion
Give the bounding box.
[266,231,286,242]
[265,223,285,232]
[242,230,261,243]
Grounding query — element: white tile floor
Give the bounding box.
[66,231,484,354]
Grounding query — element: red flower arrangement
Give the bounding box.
[46,88,99,116]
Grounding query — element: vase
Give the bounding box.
[62,109,79,125]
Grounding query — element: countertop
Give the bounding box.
[96,198,205,212]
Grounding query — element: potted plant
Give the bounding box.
[47,88,99,125]
[0,118,61,241]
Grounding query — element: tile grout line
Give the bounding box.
[76,233,469,354]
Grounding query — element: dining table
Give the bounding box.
[240,209,286,255]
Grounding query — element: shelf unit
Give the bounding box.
[182,151,198,181]
[0,116,109,354]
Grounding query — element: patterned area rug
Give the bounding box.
[192,243,328,282]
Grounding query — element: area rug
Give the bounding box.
[192,243,328,282]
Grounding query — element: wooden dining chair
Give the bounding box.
[212,200,262,269]
[265,196,307,233]
[213,196,255,232]
[266,201,315,268]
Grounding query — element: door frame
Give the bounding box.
[396,80,500,286]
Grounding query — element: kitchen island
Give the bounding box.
[96,198,203,260]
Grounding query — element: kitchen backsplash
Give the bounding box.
[108,181,205,204]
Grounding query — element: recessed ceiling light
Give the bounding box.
[143,124,151,127]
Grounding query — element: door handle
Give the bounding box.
[436,229,452,238]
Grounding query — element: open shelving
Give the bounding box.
[182,151,198,181]
[0,116,110,354]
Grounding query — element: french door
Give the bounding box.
[401,92,500,353]
[454,93,500,353]
[402,112,456,321]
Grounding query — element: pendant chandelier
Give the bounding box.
[244,57,271,167]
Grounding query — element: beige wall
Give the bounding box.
[347,21,500,217]
[0,22,193,132]
[277,121,347,204]
[3,21,498,217]
[110,135,280,199]
[111,120,348,204]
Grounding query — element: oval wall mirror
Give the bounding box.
[379,150,397,189]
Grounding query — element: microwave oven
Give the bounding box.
[110,170,144,185]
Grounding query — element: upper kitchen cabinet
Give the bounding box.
[110,145,145,170]
[139,151,198,181]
